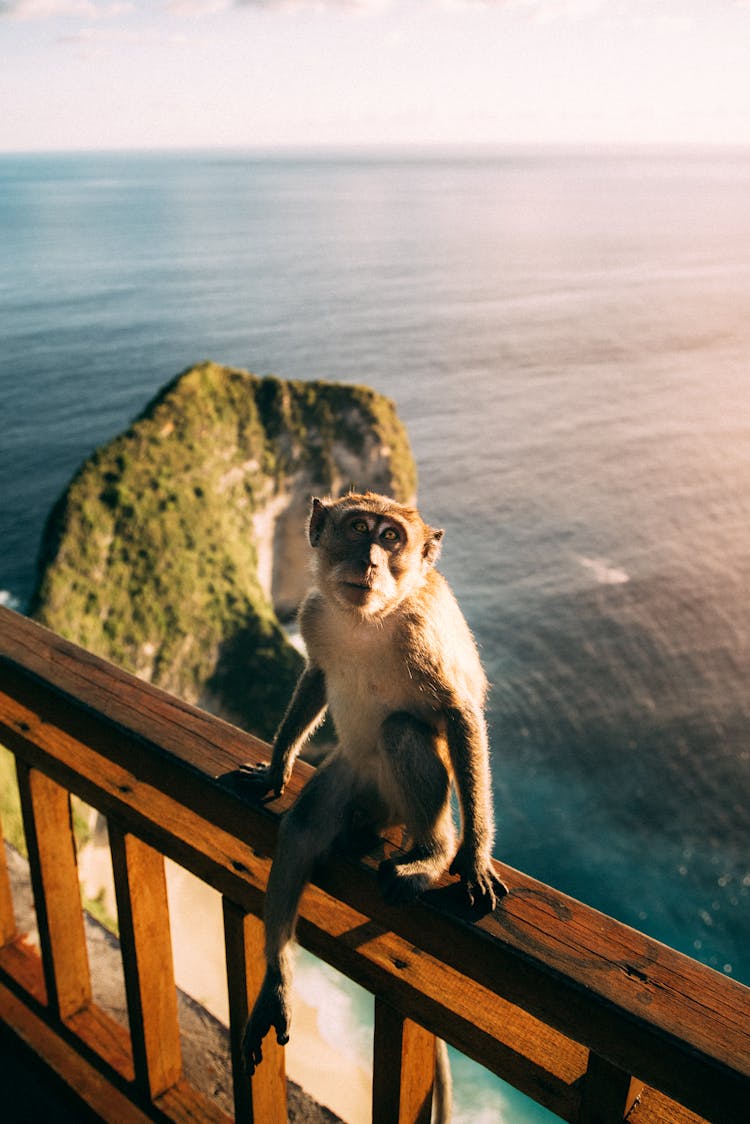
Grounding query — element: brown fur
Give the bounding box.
[239,492,506,1119]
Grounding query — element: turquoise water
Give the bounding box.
[2,149,749,1120]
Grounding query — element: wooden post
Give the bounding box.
[373,998,436,1124]
[15,761,91,1019]
[0,808,17,945]
[223,898,287,1124]
[579,1051,642,1123]
[109,826,182,1101]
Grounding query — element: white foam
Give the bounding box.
[578,556,630,585]
[0,590,21,611]
[453,1106,510,1124]
[294,949,373,1069]
[448,1045,522,1123]
[283,623,308,656]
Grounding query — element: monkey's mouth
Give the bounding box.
[339,579,381,605]
[342,580,375,594]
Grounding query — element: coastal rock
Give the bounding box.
[31,361,417,739]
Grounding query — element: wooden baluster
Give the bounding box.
[15,761,91,1019]
[109,826,182,1101]
[223,898,287,1124]
[579,1052,643,1123]
[0,806,17,945]
[373,998,437,1124]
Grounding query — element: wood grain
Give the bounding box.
[15,762,91,1021]
[109,826,182,1100]
[372,1000,436,1124]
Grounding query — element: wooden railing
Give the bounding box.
[0,604,748,1123]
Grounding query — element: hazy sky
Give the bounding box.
[2,0,750,152]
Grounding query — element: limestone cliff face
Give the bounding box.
[31,362,417,740]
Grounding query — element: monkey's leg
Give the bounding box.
[242,753,354,1075]
[376,712,456,905]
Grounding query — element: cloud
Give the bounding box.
[57,23,188,47]
[441,0,599,10]
[165,0,231,12]
[0,0,729,22]
[1,0,132,17]
[164,0,387,12]
[229,0,387,8]
[0,0,381,21]
[493,0,606,17]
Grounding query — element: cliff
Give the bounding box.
[31,362,417,740]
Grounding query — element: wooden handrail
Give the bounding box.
[0,604,748,1122]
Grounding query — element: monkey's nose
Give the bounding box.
[368,543,386,565]
[350,560,375,584]
[355,546,379,570]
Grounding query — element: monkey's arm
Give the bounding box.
[444,702,507,911]
[240,664,327,796]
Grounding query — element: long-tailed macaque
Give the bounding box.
[240,491,506,1104]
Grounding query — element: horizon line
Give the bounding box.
[2,139,750,159]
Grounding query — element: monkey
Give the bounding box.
[238,491,507,1110]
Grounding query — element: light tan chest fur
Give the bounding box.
[305,606,436,758]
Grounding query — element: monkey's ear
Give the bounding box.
[309,498,329,547]
[423,527,444,566]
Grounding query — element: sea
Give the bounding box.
[1,148,749,1122]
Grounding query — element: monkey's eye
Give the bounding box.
[380,526,400,543]
[351,518,369,534]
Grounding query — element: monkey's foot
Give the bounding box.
[378,858,433,904]
[242,971,291,1076]
[449,848,508,913]
[235,762,285,798]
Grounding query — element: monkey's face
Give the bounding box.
[310,495,441,617]
[331,511,409,611]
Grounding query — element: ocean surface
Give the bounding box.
[1,148,749,1121]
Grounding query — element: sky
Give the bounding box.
[2,0,750,152]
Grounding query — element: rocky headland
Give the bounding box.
[31,361,417,740]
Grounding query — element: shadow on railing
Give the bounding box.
[0,605,748,1123]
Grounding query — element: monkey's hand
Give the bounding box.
[450,843,508,913]
[242,969,291,1077]
[236,760,287,798]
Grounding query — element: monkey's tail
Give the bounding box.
[433,1038,453,1124]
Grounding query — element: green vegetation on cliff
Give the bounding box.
[31,362,417,740]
